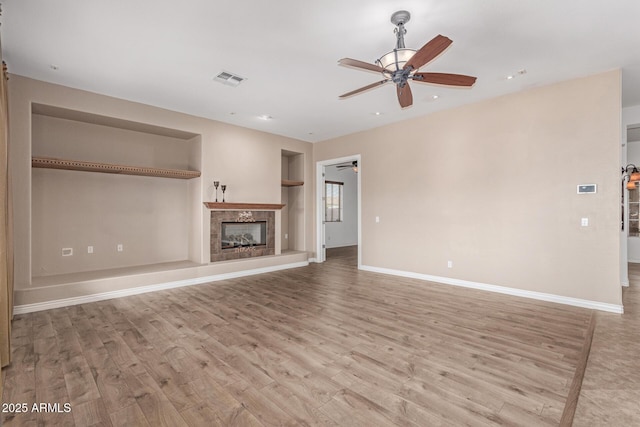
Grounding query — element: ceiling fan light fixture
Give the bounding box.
[377,48,417,72]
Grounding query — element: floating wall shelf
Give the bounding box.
[281,179,304,187]
[32,156,201,179]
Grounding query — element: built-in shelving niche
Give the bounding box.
[30,103,203,280]
[281,150,305,252]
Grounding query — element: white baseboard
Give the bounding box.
[360,265,624,314]
[622,280,630,287]
[14,261,309,315]
[308,258,319,263]
[325,243,358,249]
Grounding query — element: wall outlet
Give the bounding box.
[581,218,589,227]
[62,248,73,257]
[447,260,453,268]
[87,246,94,254]
[117,244,123,252]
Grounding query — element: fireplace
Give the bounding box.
[221,221,267,249]
[210,210,275,262]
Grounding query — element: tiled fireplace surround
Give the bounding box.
[210,210,275,262]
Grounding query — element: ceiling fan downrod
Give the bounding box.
[378,10,416,79]
[391,10,410,49]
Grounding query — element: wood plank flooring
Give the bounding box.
[572,263,640,425]
[2,246,595,426]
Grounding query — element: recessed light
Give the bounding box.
[373,112,382,116]
[229,112,236,115]
[506,69,526,81]
[432,95,439,99]
[258,114,272,120]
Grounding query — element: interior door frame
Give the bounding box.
[315,154,361,267]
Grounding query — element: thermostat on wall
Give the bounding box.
[577,184,597,194]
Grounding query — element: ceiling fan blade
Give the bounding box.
[339,58,385,74]
[397,83,413,108]
[404,35,453,71]
[412,72,477,87]
[336,161,357,168]
[339,80,390,98]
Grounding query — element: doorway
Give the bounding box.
[316,155,361,267]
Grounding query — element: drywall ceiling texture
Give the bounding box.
[4,1,640,143]
[314,70,622,307]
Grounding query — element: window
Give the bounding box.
[630,187,640,236]
[325,180,343,222]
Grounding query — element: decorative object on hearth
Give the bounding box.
[338,10,476,108]
[221,184,227,202]
[237,211,255,222]
[213,181,220,202]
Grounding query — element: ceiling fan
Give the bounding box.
[338,10,477,108]
[336,161,358,173]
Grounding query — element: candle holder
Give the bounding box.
[221,185,227,202]
[213,181,219,202]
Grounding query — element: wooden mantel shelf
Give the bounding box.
[281,179,304,187]
[32,156,201,179]
[204,202,285,210]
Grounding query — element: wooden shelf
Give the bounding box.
[204,202,285,210]
[281,179,304,187]
[32,156,201,179]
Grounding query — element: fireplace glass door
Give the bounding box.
[221,221,267,249]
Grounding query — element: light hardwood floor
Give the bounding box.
[2,246,599,426]
[573,263,640,425]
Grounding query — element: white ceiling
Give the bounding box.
[3,0,640,143]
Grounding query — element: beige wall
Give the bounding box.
[9,75,314,292]
[31,114,195,276]
[314,70,622,306]
[8,71,623,308]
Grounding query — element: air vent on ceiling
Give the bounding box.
[213,71,246,87]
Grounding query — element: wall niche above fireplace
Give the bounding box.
[210,210,275,262]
